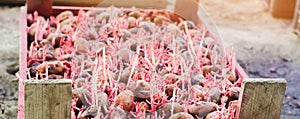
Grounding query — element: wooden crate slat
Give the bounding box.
[236,78,286,119]
[270,0,297,18]
[0,0,167,8]
[0,0,25,5]
[24,79,72,119]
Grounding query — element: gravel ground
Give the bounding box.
[0,6,19,119]
[0,0,300,118]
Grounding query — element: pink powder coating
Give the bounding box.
[18,6,28,119]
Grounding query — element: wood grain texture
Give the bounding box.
[292,0,300,28]
[236,78,286,119]
[91,0,167,8]
[0,0,25,5]
[0,0,167,8]
[27,0,52,18]
[174,0,200,22]
[24,79,72,119]
[270,0,297,19]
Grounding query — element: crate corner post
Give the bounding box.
[236,78,287,119]
[24,79,72,119]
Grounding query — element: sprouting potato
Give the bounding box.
[60,17,77,28]
[29,62,41,76]
[157,103,184,119]
[228,71,237,83]
[129,80,151,100]
[191,74,206,86]
[182,51,194,64]
[37,48,56,60]
[172,36,187,51]
[115,48,132,64]
[60,24,73,33]
[39,39,52,48]
[75,37,89,53]
[54,48,63,57]
[178,21,195,30]
[138,21,155,32]
[202,37,215,48]
[154,15,171,25]
[48,74,63,79]
[75,78,86,88]
[136,67,148,80]
[103,23,113,33]
[56,11,74,22]
[202,65,213,77]
[36,61,64,74]
[163,73,179,84]
[188,102,218,118]
[72,88,91,117]
[90,40,107,53]
[114,90,134,111]
[117,67,131,84]
[72,88,91,106]
[204,111,219,119]
[208,87,221,104]
[165,85,179,99]
[61,54,73,61]
[46,33,63,48]
[97,92,110,113]
[138,102,150,113]
[80,105,98,119]
[227,87,240,102]
[28,23,37,36]
[127,17,136,28]
[128,27,140,34]
[156,65,169,76]
[211,65,222,74]
[128,11,143,19]
[107,107,126,119]
[128,40,138,52]
[169,112,194,119]
[167,24,181,36]
[120,29,132,41]
[191,85,206,101]
[96,12,110,22]
[142,16,151,22]
[229,100,238,111]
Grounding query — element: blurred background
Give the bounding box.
[0,0,299,118]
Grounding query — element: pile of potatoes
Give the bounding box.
[27,7,241,119]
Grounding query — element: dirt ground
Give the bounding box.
[202,0,300,118]
[0,0,299,118]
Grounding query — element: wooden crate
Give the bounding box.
[293,0,300,29]
[269,0,297,19]
[18,0,286,118]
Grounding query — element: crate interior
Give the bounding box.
[19,5,248,118]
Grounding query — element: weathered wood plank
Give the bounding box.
[174,0,200,23]
[24,79,72,119]
[25,0,167,17]
[292,0,300,28]
[86,0,167,9]
[236,78,286,119]
[270,0,297,19]
[0,0,25,5]
[0,0,167,9]
[27,0,52,18]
